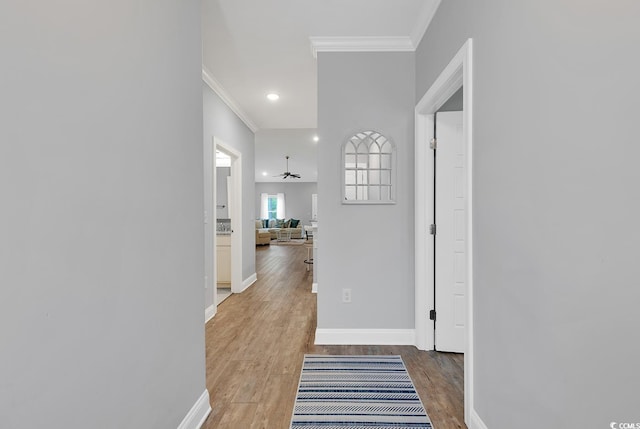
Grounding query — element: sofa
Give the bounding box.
[255,219,303,241]
[256,228,271,245]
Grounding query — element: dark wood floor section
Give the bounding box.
[202,242,466,428]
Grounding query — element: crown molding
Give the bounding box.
[202,67,258,133]
[309,1,441,58]
[410,0,442,47]
[309,36,414,58]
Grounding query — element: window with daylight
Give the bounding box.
[267,195,277,220]
[343,130,395,204]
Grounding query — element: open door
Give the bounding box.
[434,111,466,353]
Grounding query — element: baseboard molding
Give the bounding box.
[312,282,318,293]
[204,304,216,324]
[177,389,211,429]
[468,408,489,429]
[314,329,415,345]
[239,273,257,293]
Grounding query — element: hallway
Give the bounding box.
[202,243,465,428]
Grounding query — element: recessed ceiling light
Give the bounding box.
[313,135,319,142]
[266,93,279,101]
[262,171,268,176]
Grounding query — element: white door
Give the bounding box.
[435,111,466,353]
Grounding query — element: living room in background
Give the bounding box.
[256,183,317,224]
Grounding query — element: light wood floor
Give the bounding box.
[202,242,466,429]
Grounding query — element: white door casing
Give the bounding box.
[435,111,466,353]
[415,39,474,425]
[205,137,243,323]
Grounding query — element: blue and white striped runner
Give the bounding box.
[290,355,432,428]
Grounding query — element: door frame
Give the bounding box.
[414,39,474,424]
[205,137,243,321]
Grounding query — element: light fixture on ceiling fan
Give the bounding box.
[274,155,301,179]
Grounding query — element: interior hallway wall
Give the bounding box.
[317,52,415,329]
[416,1,640,427]
[0,1,205,427]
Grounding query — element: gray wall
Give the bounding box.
[255,182,318,222]
[438,87,463,112]
[0,1,205,427]
[317,52,415,329]
[203,84,256,302]
[216,167,230,219]
[417,1,640,427]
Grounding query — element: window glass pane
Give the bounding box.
[268,196,278,219]
[357,154,368,168]
[381,170,391,185]
[369,186,380,201]
[345,170,356,185]
[345,186,356,200]
[370,142,380,153]
[369,170,380,184]
[357,170,368,185]
[369,153,381,169]
[381,141,392,153]
[381,154,391,169]
[357,142,368,154]
[345,142,357,154]
[357,185,368,200]
[345,154,356,168]
[381,186,391,201]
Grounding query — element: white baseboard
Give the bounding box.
[314,329,415,345]
[177,389,211,429]
[204,304,216,324]
[468,408,489,429]
[239,273,257,292]
[312,282,318,293]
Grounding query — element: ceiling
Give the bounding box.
[202,0,441,181]
[255,129,318,182]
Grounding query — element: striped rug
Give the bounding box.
[290,355,432,428]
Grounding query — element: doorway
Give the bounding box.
[415,39,474,424]
[204,137,243,322]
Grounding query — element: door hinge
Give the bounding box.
[430,138,437,150]
[429,309,436,321]
[429,224,436,235]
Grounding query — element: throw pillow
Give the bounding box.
[255,219,263,229]
[276,219,285,228]
[289,218,300,228]
[269,219,276,228]
[283,219,291,228]
[262,219,269,228]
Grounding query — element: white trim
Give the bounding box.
[314,329,415,345]
[202,67,258,132]
[415,38,474,426]
[205,304,216,324]
[410,0,442,47]
[310,37,414,59]
[241,272,257,292]
[311,282,318,294]
[176,389,211,429]
[468,409,489,429]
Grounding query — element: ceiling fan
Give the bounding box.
[274,155,301,179]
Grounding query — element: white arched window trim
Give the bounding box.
[341,130,396,204]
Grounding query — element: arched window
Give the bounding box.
[342,130,395,204]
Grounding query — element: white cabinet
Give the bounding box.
[216,234,231,284]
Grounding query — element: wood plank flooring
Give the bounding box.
[202,242,466,428]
